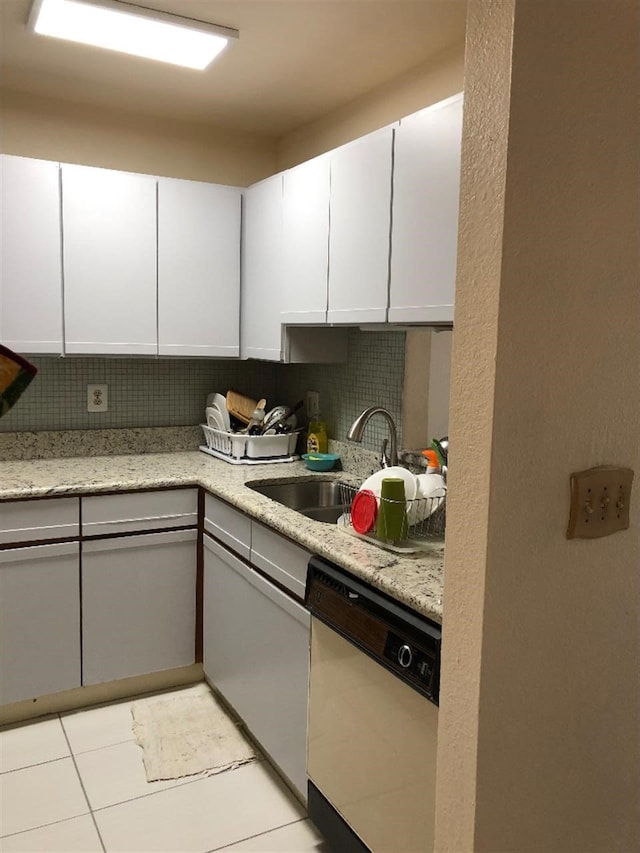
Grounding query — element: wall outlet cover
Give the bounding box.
[307,390,320,420]
[87,384,108,412]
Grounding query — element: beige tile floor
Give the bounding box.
[0,688,328,853]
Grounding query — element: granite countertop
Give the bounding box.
[0,451,444,623]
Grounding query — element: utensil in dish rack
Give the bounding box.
[226,390,257,425]
[261,400,303,434]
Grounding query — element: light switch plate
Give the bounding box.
[567,465,634,539]
[87,384,108,412]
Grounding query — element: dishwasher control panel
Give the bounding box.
[306,557,441,704]
[384,631,437,697]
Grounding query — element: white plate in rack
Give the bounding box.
[213,394,231,431]
[358,466,418,502]
[205,393,231,431]
[205,407,225,431]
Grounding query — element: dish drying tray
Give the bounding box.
[337,482,446,554]
[200,424,301,465]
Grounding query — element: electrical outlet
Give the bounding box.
[567,465,634,539]
[307,390,320,420]
[87,384,108,413]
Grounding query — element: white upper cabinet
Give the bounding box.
[158,178,241,357]
[241,173,283,361]
[281,154,330,325]
[389,93,463,324]
[62,164,157,355]
[327,126,394,325]
[0,155,63,354]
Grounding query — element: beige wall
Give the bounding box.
[436,1,640,851]
[0,39,464,184]
[276,42,465,170]
[0,89,277,186]
[401,329,452,450]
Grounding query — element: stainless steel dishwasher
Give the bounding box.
[305,557,441,853]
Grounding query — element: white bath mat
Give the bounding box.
[131,683,257,782]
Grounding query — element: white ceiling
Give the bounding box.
[0,0,467,137]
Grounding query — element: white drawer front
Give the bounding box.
[82,489,197,536]
[204,493,251,559]
[250,522,311,599]
[0,498,79,545]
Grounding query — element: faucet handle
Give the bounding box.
[380,438,391,469]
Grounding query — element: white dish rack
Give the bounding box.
[200,424,301,465]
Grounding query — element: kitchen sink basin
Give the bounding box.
[246,479,346,524]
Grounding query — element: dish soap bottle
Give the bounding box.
[307,418,328,454]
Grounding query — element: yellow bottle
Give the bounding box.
[307,419,328,454]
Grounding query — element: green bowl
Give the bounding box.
[302,452,340,472]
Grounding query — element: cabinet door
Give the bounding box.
[62,164,157,355]
[0,155,63,354]
[203,535,310,798]
[158,178,241,357]
[281,155,330,325]
[240,174,283,361]
[327,127,394,325]
[389,94,463,324]
[0,542,80,705]
[82,529,196,685]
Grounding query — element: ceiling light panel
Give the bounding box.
[28,0,238,70]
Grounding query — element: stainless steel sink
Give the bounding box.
[246,479,345,524]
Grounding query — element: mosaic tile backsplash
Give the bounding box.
[278,328,406,453]
[0,357,277,433]
[0,330,406,457]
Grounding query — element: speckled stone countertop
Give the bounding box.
[0,452,444,624]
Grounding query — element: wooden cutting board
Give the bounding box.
[226,390,257,424]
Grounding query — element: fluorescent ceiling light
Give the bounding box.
[28,0,238,70]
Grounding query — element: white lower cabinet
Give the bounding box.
[203,534,310,799]
[82,529,197,685]
[0,542,81,705]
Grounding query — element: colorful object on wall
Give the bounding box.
[0,345,37,418]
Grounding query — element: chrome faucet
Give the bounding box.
[347,406,398,468]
